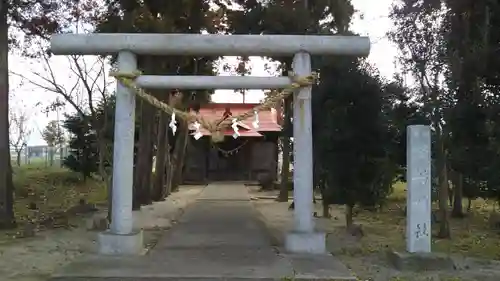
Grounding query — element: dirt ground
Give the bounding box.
[0,185,203,281]
[249,186,500,281]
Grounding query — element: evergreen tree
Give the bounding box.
[63,114,98,180]
[62,97,116,180]
[224,0,356,202]
[313,58,398,227]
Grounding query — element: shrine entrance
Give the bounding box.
[50,33,370,256]
[208,137,250,181]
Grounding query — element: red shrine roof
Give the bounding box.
[189,103,282,137]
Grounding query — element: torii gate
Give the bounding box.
[50,33,370,255]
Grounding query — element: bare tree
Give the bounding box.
[390,3,451,238]
[12,43,112,175]
[9,106,31,166]
[13,44,114,218]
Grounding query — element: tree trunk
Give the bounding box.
[322,199,330,218]
[164,155,173,198]
[171,120,189,192]
[59,144,64,167]
[319,175,330,217]
[0,0,15,228]
[107,171,113,222]
[446,162,454,207]
[278,97,292,202]
[436,132,450,238]
[345,204,354,228]
[426,81,450,239]
[448,169,456,207]
[141,114,156,205]
[152,112,168,201]
[96,134,111,221]
[451,172,464,217]
[161,144,171,200]
[448,185,454,207]
[49,147,54,166]
[132,102,145,210]
[16,150,21,166]
[133,102,155,208]
[97,138,107,181]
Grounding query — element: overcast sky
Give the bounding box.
[9,0,397,146]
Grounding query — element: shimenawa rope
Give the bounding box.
[109,70,316,143]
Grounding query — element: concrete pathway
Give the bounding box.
[51,184,355,280]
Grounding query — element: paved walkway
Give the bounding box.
[51,184,354,280]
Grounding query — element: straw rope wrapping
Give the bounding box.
[109,70,317,143]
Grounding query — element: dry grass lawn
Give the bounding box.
[0,163,107,242]
[0,163,203,281]
[251,183,500,280]
[348,182,500,260]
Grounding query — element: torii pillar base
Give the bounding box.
[285,231,326,254]
[97,230,144,255]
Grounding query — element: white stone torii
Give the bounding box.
[50,33,370,255]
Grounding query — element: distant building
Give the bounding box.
[27,145,48,158]
[10,145,68,160]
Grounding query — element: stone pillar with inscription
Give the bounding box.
[406,125,431,253]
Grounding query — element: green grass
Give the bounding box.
[1,163,108,240]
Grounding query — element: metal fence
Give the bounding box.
[10,146,70,167]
